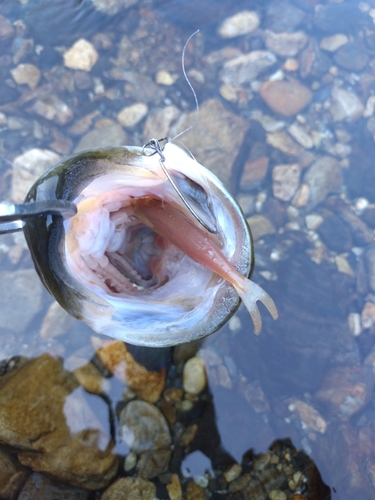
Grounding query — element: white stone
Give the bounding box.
[288,123,313,149]
[183,357,207,395]
[218,11,260,38]
[117,102,148,128]
[220,51,276,86]
[330,86,364,122]
[155,70,177,86]
[320,34,348,52]
[305,214,323,230]
[63,38,99,72]
[273,164,300,201]
[11,63,40,90]
[12,149,61,203]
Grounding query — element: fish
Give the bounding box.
[23,142,277,346]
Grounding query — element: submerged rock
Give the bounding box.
[218,11,260,38]
[0,447,30,500]
[101,477,157,500]
[303,156,343,209]
[260,80,313,117]
[220,51,277,86]
[18,472,89,500]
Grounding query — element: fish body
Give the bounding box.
[23,143,274,346]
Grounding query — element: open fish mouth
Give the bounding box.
[23,143,253,346]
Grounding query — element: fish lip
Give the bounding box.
[23,144,253,347]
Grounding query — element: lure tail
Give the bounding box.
[235,277,278,335]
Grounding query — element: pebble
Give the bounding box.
[170,99,249,189]
[167,473,182,500]
[272,164,300,201]
[315,366,374,420]
[75,123,127,152]
[101,477,157,500]
[288,399,327,434]
[0,269,43,334]
[183,356,207,395]
[320,34,348,52]
[362,302,375,329]
[347,312,362,336]
[73,362,110,395]
[287,123,313,149]
[219,83,238,102]
[305,214,323,230]
[269,490,287,500]
[246,215,276,240]
[282,58,299,72]
[117,102,148,128]
[0,448,30,499]
[29,95,74,125]
[317,213,352,252]
[266,131,304,156]
[186,482,205,500]
[333,42,369,71]
[330,87,364,122]
[143,105,180,140]
[11,63,41,90]
[0,354,118,489]
[260,80,313,117]
[18,472,89,500]
[94,340,166,403]
[303,156,343,209]
[0,15,14,38]
[12,148,61,203]
[63,38,99,72]
[220,51,277,87]
[155,70,177,86]
[263,30,308,57]
[218,11,260,38]
[240,156,269,191]
[223,463,242,483]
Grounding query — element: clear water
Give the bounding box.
[0,0,374,498]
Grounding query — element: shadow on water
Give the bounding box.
[0,0,375,498]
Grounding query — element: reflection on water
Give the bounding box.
[0,0,375,497]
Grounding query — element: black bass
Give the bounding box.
[23,143,277,346]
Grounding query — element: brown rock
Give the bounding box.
[28,95,73,125]
[260,80,313,117]
[11,64,41,90]
[75,123,127,152]
[266,131,304,156]
[101,476,157,500]
[0,354,118,489]
[246,215,276,240]
[0,448,30,500]
[240,156,269,190]
[18,472,89,500]
[171,99,250,189]
[94,340,166,403]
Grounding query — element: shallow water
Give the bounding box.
[0,0,374,498]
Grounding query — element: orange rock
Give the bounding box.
[260,79,313,117]
[94,340,166,403]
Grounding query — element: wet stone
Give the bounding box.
[240,156,269,191]
[266,131,304,156]
[320,34,348,52]
[143,105,180,141]
[117,102,148,128]
[272,164,300,202]
[12,148,61,203]
[166,473,182,500]
[186,482,205,500]
[28,95,74,126]
[0,269,43,334]
[118,400,171,478]
[75,123,127,152]
[303,156,343,209]
[263,30,308,57]
[315,366,374,420]
[11,64,41,90]
[330,86,364,122]
[18,473,89,500]
[218,11,260,38]
[246,215,276,240]
[317,213,352,253]
[0,15,14,38]
[183,356,207,396]
[260,80,312,117]
[333,42,369,72]
[219,51,277,87]
[101,476,156,500]
[0,447,30,500]
[287,399,327,434]
[64,38,99,72]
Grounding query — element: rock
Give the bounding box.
[186,482,206,500]
[170,99,250,189]
[94,340,166,403]
[265,0,305,33]
[287,123,313,149]
[143,105,180,141]
[117,71,165,104]
[0,354,118,489]
[315,366,374,420]
[118,400,171,478]
[240,156,269,191]
[224,464,242,483]
[320,34,348,52]
[0,269,43,334]
[11,64,40,90]
[220,51,276,86]
[75,122,127,152]
[263,30,308,57]
[0,448,30,500]
[63,39,99,72]
[218,11,260,38]
[246,215,276,240]
[28,95,74,125]
[266,131,304,156]
[18,472,89,500]
[260,80,313,117]
[333,42,368,71]
[12,149,61,203]
[90,0,137,14]
[117,102,148,129]
[317,213,352,252]
[183,357,207,395]
[287,399,327,434]
[155,70,177,86]
[0,15,14,38]
[101,476,157,500]
[303,156,343,209]
[272,164,300,201]
[167,473,182,500]
[299,39,332,79]
[330,87,364,122]
[269,491,287,500]
[73,363,110,396]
